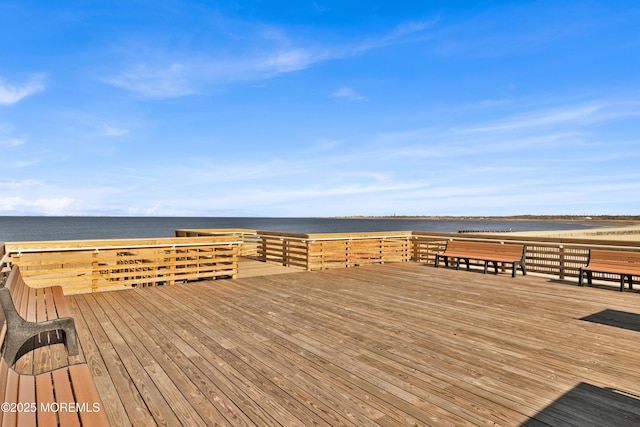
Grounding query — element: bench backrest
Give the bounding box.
[3,266,30,314]
[445,241,525,259]
[1,265,71,328]
[0,266,32,322]
[588,249,640,266]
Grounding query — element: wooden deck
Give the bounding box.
[236,256,305,278]
[52,262,640,425]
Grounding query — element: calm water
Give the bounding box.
[0,216,603,243]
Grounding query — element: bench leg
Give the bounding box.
[512,262,525,277]
[629,275,634,290]
[435,255,440,268]
[493,261,499,274]
[483,261,488,274]
[455,258,460,270]
[620,275,625,292]
[63,318,79,356]
[579,269,584,286]
[587,271,593,286]
[2,317,79,366]
[464,258,470,270]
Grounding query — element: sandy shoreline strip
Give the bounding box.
[495,224,640,241]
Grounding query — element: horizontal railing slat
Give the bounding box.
[3,237,240,294]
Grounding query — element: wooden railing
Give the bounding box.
[174,229,258,256]
[174,229,640,284]
[256,231,413,270]
[412,231,640,283]
[4,229,640,293]
[174,229,412,268]
[3,236,240,294]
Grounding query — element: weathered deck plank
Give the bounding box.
[66,262,640,426]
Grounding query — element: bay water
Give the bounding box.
[0,216,601,243]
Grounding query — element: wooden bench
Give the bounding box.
[0,265,78,367]
[0,357,110,426]
[435,240,527,277]
[579,249,640,291]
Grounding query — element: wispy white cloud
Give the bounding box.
[260,48,318,73]
[54,111,132,139]
[107,63,193,98]
[4,159,41,169]
[384,20,436,41]
[330,87,366,101]
[0,196,74,215]
[0,122,26,148]
[105,18,433,97]
[464,103,605,133]
[126,204,164,215]
[350,100,639,166]
[102,123,129,136]
[0,179,44,189]
[0,137,25,147]
[460,98,513,110]
[0,74,45,105]
[309,138,341,152]
[352,19,436,53]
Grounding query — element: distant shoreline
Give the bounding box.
[336,215,640,224]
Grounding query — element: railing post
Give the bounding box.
[231,244,238,279]
[168,246,176,285]
[260,236,267,262]
[559,245,565,280]
[411,236,417,262]
[91,249,100,293]
[281,238,287,267]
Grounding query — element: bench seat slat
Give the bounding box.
[1,367,20,426]
[439,251,521,263]
[17,374,37,426]
[582,263,640,275]
[25,288,37,323]
[52,286,72,319]
[36,372,59,426]
[69,364,111,427]
[52,365,82,427]
[0,359,110,427]
[36,290,47,324]
[580,249,640,291]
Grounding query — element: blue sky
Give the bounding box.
[1,1,640,217]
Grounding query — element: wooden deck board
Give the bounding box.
[65,262,640,426]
